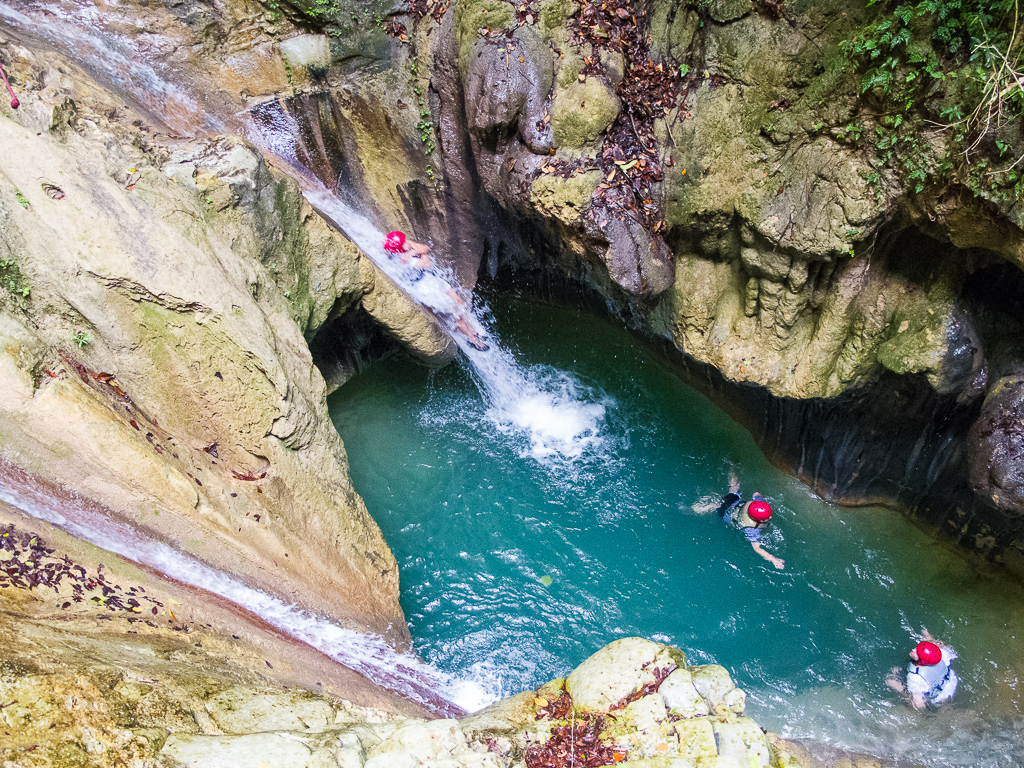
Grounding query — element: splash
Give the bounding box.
[247,102,609,463]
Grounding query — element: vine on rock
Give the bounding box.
[841,0,1023,200]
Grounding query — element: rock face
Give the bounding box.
[1,6,1024,767]
[4,0,1020,567]
[117,0,1024,567]
[0,36,463,649]
[0,516,905,768]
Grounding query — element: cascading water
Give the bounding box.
[0,458,490,714]
[6,6,1024,765]
[249,103,609,461]
[331,295,1024,768]
[0,2,217,135]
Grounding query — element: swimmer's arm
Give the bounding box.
[910,693,927,710]
[751,542,784,569]
[405,240,433,267]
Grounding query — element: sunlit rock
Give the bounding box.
[675,717,720,763]
[566,637,685,712]
[661,668,710,719]
[550,76,621,149]
[712,717,772,768]
[689,665,737,710]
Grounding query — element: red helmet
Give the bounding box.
[384,230,406,253]
[747,500,772,522]
[915,641,942,665]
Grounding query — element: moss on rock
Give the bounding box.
[551,78,621,149]
[530,170,601,227]
[457,0,516,73]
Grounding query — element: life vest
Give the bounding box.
[733,501,769,530]
[907,659,958,704]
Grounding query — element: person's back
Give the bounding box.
[886,635,958,709]
[715,476,784,569]
[906,643,958,706]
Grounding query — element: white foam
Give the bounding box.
[246,107,611,465]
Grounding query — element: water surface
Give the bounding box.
[329,294,1024,767]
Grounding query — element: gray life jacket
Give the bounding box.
[907,659,952,699]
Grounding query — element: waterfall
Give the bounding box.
[248,103,609,463]
[0,2,218,136]
[0,459,492,715]
[0,1,602,713]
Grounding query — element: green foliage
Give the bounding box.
[841,0,1023,196]
[0,258,31,299]
[14,190,29,209]
[71,330,91,349]
[308,0,339,18]
[411,52,435,155]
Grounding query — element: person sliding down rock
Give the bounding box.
[715,471,785,569]
[382,230,490,352]
[885,629,959,709]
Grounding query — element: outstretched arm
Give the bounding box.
[407,240,433,264]
[751,542,784,569]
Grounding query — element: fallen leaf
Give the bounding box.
[518,56,525,62]
[607,169,616,181]
[41,181,65,200]
[540,575,553,587]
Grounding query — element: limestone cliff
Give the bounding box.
[0,33,460,649]
[182,0,1024,570]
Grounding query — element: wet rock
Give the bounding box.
[597,212,676,296]
[969,372,1024,516]
[0,84,408,646]
[464,26,553,159]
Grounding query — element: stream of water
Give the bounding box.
[4,7,1024,760]
[330,293,1024,768]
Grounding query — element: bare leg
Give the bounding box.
[455,316,480,343]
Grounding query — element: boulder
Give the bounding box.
[660,668,710,719]
[689,665,737,710]
[566,637,685,712]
